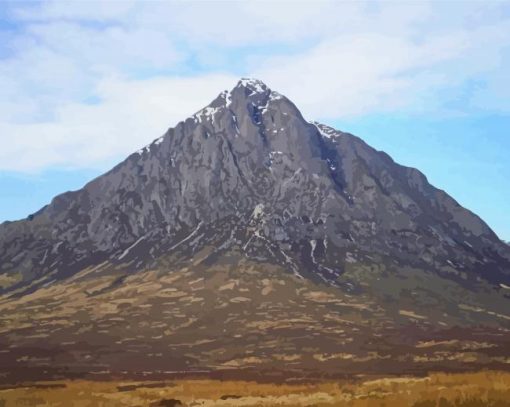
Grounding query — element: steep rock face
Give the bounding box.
[1,78,509,294]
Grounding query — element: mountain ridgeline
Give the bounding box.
[1,78,509,293]
[1,78,510,381]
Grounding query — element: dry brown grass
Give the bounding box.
[1,371,510,406]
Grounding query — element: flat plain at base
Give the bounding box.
[1,371,510,406]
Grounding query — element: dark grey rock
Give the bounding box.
[1,78,509,295]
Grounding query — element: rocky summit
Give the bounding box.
[1,78,510,382]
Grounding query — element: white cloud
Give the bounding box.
[12,0,137,22]
[9,1,430,47]
[255,21,510,119]
[1,73,237,172]
[25,22,184,72]
[1,1,510,172]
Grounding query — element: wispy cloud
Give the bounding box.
[1,0,510,172]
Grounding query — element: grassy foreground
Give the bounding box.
[1,371,510,406]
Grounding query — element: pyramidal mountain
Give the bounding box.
[1,78,510,381]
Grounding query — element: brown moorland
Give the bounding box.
[1,371,510,406]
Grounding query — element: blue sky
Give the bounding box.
[1,1,510,241]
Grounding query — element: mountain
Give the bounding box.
[1,78,510,382]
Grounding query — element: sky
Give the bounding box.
[0,0,509,241]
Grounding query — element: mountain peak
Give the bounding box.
[235,77,270,93]
[210,77,282,111]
